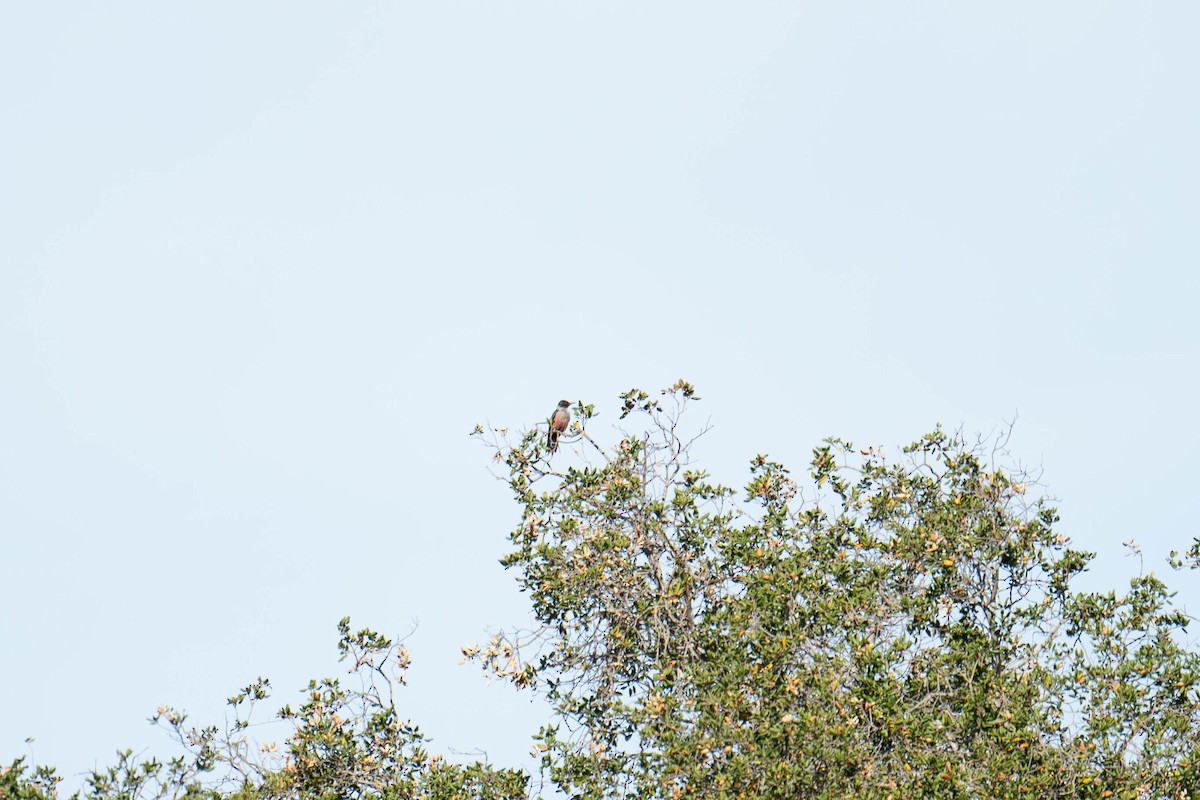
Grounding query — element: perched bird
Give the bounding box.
[547,400,571,453]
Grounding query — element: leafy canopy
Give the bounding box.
[7,383,1200,800]
[470,382,1200,799]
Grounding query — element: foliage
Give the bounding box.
[1,758,60,800]
[469,382,1200,799]
[9,382,1200,799]
[3,620,524,800]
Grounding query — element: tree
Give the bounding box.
[3,619,525,800]
[468,382,1200,799]
[8,382,1200,800]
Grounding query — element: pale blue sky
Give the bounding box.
[3,1,1198,786]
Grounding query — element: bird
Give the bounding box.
[547,400,571,453]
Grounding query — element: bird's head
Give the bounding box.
[558,400,570,408]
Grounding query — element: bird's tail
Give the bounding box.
[547,429,559,453]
